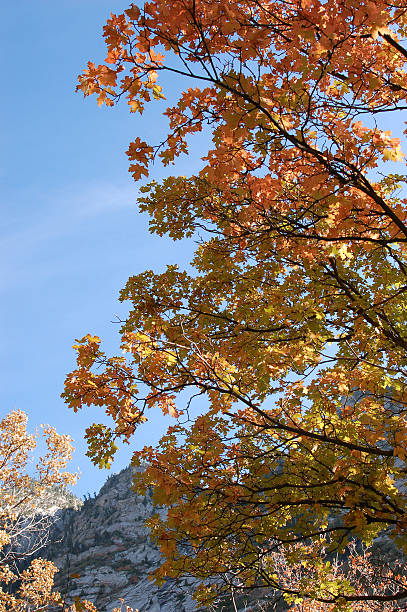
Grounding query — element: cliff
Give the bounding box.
[45,466,203,612]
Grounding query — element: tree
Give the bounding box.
[0,410,77,610]
[64,0,407,607]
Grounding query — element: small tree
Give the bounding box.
[0,410,77,611]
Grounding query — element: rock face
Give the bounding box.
[45,466,201,612]
[27,482,82,517]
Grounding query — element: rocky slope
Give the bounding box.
[45,466,204,612]
[25,480,82,516]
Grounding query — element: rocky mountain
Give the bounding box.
[24,481,83,517]
[44,466,205,612]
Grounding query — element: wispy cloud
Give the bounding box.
[2,180,139,244]
[1,180,144,291]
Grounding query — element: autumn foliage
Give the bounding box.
[64,0,407,608]
[0,410,77,610]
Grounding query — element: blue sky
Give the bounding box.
[2,1,406,500]
[1,0,202,497]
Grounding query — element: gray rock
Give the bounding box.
[43,466,201,612]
